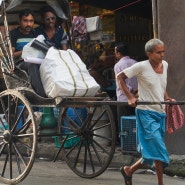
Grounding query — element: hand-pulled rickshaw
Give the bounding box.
[0,0,183,184]
[0,0,117,184]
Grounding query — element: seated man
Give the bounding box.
[10,8,46,97]
[34,5,68,50]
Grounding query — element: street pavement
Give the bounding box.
[35,141,185,178]
[0,140,185,185]
[0,159,184,185]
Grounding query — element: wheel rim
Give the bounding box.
[58,105,116,178]
[0,90,37,184]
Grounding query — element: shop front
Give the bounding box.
[70,0,153,97]
[72,0,185,154]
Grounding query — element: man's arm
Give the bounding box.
[10,29,22,58]
[12,47,22,58]
[61,44,67,50]
[164,91,175,101]
[116,71,138,106]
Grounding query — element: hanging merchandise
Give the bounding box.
[72,16,88,43]
[85,16,102,41]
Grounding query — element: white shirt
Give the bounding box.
[122,60,168,113]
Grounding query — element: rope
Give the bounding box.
[112,0,142,12]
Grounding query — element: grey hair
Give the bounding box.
[145,38,164,53]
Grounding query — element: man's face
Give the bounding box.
[43,12,56,29]
[147,44,165,64]
[115,47,121,61]
[19,14,34,34]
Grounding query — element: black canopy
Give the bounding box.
[0,0,71,25]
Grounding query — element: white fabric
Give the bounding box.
[85,16,101,32]
[22,35,46,59]
[40,48,100,98]
[24,57,44,64]
[119,60,168,113]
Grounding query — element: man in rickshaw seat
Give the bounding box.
[10,8,47,97]
[34,5,68,50]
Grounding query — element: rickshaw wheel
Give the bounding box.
[57,104,116,178]
[0,89,37,184]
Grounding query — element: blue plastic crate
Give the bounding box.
[119,116,137,153]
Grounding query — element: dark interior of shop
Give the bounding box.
[73,0,152,19]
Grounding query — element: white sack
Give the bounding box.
[40,48,100,97]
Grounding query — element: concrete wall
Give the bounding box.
[157,0,185,154]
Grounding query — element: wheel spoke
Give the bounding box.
[86,144,95,173]
[12,105,26,133]
[0,142,6,156]
[14,132,34,138]
[83,143,88,173]
[92,138,111,155]
[89,140,104,165]
[89,108,106,129]
[63,135,81,157]
[0,117,7,130]
[73,108,83,125]
[15,118,32,134]
[16,138,33,153]
[63,116,79,131]
[8,144,13,179]
[2,153,9,177]
[83,112,93,129]
[12,142,27,167]
[14,145,22,175]
[73,141,83,168]
[0,97,7,121]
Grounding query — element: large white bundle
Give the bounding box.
[40,48,100,97]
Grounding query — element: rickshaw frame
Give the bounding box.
[0,0,117,184]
